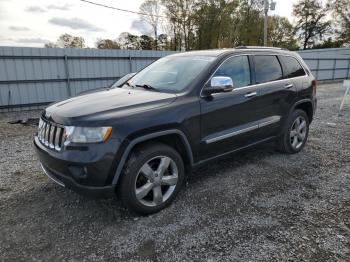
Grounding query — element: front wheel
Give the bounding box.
[278,109,309,154]
[118,143,185,214]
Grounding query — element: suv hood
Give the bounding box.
[45,87,177,124]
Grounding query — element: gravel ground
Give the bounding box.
[0,82,349,261]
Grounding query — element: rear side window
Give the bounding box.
[279,56,306,78]
[213,56,251,88]
[254,55,282,84]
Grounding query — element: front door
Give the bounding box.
[200,55,265,160]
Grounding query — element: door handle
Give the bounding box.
[245,92,257,98]
[284,83,294,89]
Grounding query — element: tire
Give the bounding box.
[118,142,185,214]
[278,109,309,154]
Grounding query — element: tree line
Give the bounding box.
[45,0,350,50]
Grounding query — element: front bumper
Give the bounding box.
[34,136,118,198]
[40,163,114,197]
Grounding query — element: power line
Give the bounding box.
[80,0,220,22]
[79,0,168,18]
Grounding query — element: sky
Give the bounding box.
[0,0,297,48]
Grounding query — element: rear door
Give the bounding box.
[251,54,295,139]
[278,55,308,102]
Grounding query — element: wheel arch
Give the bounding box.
[291,99,314,123]
[112,129,194,186]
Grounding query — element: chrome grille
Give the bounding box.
[38,118,64,151]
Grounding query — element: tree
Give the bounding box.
[194,0,239,49]
[44,42,59,48]
[139,0,162,49]
[162,0,197,51]
[45,34,85,48]
[328,0,350,45]
[107,0,342,51]
[157,34,169,50]
[293,0,331,49]
[117,32,141,50]
[96,39,120,49]
[57,34,85,48]
[268,16,299,50]
[312,37,344,49]
[235,0,264,46]
[139,35,154,49]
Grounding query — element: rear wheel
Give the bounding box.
[278,109,309,154]
[118,143,185,214]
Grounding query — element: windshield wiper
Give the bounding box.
[125,82,135,88]
[135,84,158,91]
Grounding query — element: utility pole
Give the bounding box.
[263,0,276,46]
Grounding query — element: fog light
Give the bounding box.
[68,166,88,179]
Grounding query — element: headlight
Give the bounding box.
[64,126,112,144]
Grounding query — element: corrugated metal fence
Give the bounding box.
[1,46,350,111]
[298,48,350,81]
[0,47,175,111]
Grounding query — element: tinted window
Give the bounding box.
[280,56,306,78]
[213,56,250,88]
[254,55,282,84]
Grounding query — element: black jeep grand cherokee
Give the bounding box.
[35,47,317,214]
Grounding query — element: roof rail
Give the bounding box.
[236,46,288,50]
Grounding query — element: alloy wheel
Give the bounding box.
[290,116,307,149]
[134,156,178,207]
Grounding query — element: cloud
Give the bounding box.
[0,37,14,41]
[9,26,30,31]
[25,4,72,13]
[49,17,103,32]
[131,19,153,35]
[16,38,50,44]
[46,4,71,11]
[25,6,46,13]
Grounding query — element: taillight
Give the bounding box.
[312,80,317,95]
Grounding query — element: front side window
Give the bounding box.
[212,56,251,88]
[280,56,306,78]
[127,56,215,92]
[254,55,283,84]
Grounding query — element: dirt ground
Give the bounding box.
[0,83,349,261]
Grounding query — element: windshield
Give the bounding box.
[126,56,215,92]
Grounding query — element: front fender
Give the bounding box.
[111,129,194,186]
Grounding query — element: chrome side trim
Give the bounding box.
[40,164,65,187]
[206,125,258,144]
[205,115,281,144]
[258,115,281,128]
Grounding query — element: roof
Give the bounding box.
[169,47,293,57]
[170,49,232,57]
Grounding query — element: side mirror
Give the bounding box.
[203,76,234,96]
